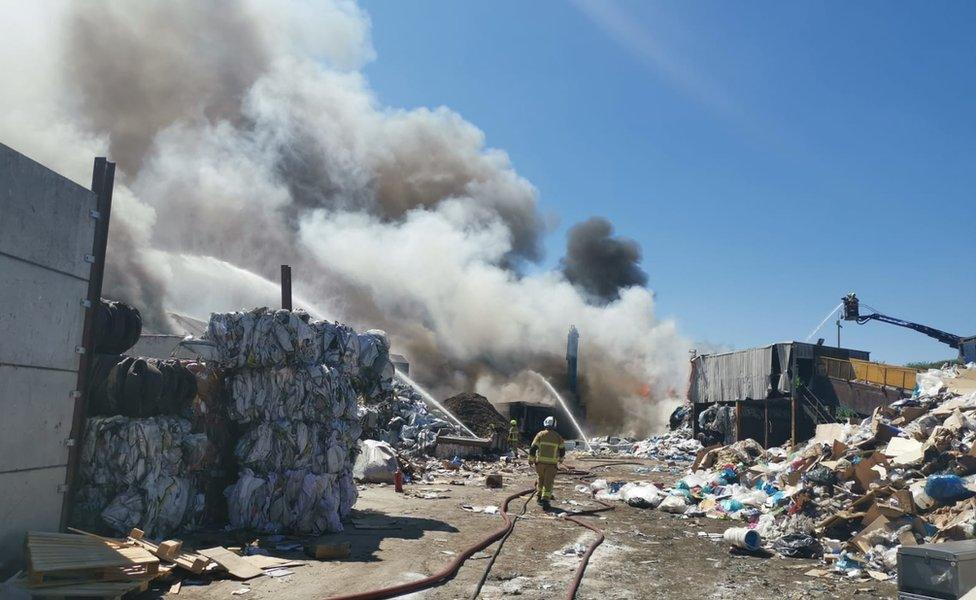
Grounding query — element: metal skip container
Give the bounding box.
[898,541,976,599]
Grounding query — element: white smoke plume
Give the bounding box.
[0,0,688,435]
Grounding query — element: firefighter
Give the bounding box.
[529,416,565,504]
[508,419,520,453]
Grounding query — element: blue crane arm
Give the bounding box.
[856,313,962,349]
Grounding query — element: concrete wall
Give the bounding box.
[0,143,96,567]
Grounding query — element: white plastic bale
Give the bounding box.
[234,420,354,475]
[205,310,393,392]
[227,365,358,424]
[75,416,209,537]
[224,469,346,534]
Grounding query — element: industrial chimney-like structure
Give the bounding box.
[565,325,585,425]
[566,325,579,395]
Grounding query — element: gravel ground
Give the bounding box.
[164,457,896,600]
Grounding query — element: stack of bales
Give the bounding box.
[72,300,212,537]
[210,308,392,534]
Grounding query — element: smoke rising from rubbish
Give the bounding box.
[0,0,688,434]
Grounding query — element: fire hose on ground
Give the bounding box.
[323,463,622,600]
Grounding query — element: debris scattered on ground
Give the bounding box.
[581,364,976,581]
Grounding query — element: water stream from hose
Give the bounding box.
[804,302,843,342]
[394,369,478,438]
[530,371,594,453]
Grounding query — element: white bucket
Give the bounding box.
[723,527,761,551]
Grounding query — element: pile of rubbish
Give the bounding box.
[442,392,508,438]
[591,364,976,579]
[584,426,703,463]
[632,426,703,462]
[359,379,459,454]
[73,415,212,537]
[214,309,393,534]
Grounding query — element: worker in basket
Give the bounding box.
[529,416,565,505]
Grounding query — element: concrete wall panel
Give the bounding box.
[0,143,96,279]
[0,466,66,569]
[0,254,88,370]
[0,366,75,472]
[0,145,96,568]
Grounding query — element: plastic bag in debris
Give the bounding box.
[589,479,609,492]
[225,468,355,534]
[924,474,976,503]
[353,440,398,484]
[227,364,359,424]
[772,533,822,558]
[659,495,689,514]
[235,420,357,475]
[728,485,768,508]
[619,482,664,509]
[804,465,838,487]
[916,369,948,397]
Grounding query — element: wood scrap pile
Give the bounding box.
[9,527,313,598]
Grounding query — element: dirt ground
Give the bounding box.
[163,457,896,600]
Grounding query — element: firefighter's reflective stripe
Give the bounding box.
[509,427,519,442]
[536,441,561,464]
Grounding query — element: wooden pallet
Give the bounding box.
[12,574,148,598]
[26,532,158,587]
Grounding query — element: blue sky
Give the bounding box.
[359,0,974,364]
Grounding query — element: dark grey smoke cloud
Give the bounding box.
[561,217,648,303]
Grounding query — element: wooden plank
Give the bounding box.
[199,547,263,580]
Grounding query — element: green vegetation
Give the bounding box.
[905,358,964,370]
[835,406,862,420]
